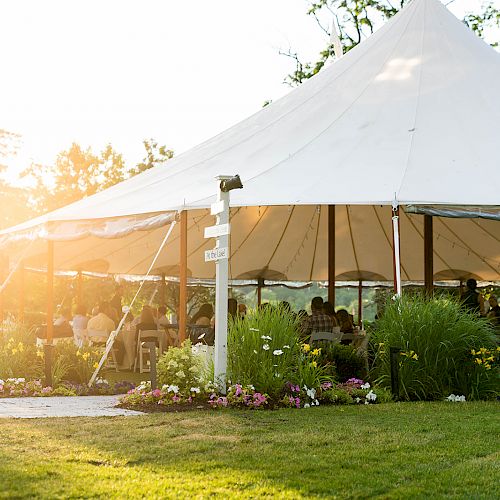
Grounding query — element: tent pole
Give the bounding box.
[178,210,188,342]
[257,278,264,307]
[47,241,54,343]
[424,215,433,296]
[358,279,362,327]
[391,205,402,296]
[77,271,83,306]
[0,254,6,328]
[18,262,25,323]
[328,205,336,306]
[160,272,166,306]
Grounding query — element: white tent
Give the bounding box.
[1,0,499,282]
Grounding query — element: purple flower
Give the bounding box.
[172,394,180,402]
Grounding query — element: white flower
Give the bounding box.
[365,401,369,405]
[190,387,201,393]
[175,370,186,379]
[262,344,270,351]
[248,385,255,390]
[261,335,272,341]
[250,328,260,331]
[355,397,361,403]
[446,394,466,402]
[366,390,377,402]
[167,385,179,394]
[304,386,316,399]
[303,403,311,408]
[313,399,320,406]
[283,345,290,349]
[0,380,4,385]
[273,349,283,356]
[161,384,168,391]
[360,382,371,390]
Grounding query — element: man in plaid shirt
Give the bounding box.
[302,296,334,336]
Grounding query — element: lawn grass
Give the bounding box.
[0,402,498,498]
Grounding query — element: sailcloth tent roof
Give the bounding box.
[0,0,499,282]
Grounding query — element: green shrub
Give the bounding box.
[53,342,101,384]
[157,340,204,392]
[371,294,498,401]
[321,387,354,405]
[0,321,41,379]
[320,343,365,382]
[227,307,301,399]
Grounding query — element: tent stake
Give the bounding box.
[179,211,188,342]
[328,205,336,306]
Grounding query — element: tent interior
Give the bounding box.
[2,205,499,285]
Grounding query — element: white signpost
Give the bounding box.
[204,175,242,393]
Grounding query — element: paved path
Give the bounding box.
[0,395,145,418]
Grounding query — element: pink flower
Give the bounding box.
[152,389,162,398]
[295,397,301,408]
[234,384,243,397]
[172,394,180,402]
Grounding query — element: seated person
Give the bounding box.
[238,303,247,319]
[54,307,71,327]
[156,305,170,326]
[303,296,334,336]
[461,278,484,316]
[72,304,89,331]
[87,301,116,339]
[336,309,354,333]
[136,305,160,344]
[228,298,238,320]
[322,301,339,327]
[487,295,500,327]
[191,303,214,326]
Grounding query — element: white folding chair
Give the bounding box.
[310,327,343,344]
[134,330,164,373]
[87,329,119,372]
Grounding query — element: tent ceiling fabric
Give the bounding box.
[9,206,500,281]
[0,0,499,281]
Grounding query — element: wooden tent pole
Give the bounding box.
[358,279,363,327]
[160,272,166,306]
[178,210,188,342]
[18,262,25,323]
[328,205,336,306]
[47,241,54,343]
[257,278,264,307]
[424,215,434,296]
[77,271,83,306]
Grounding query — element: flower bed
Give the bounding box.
[0,377,135,398]
[118,378,393,412]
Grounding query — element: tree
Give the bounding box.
[22,139,174,214]
[131,138,174,176]
[282,0,500,86]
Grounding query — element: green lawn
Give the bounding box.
[0,402,498,498]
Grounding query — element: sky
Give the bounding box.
[0,0,498,183]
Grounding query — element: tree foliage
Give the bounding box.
[21,139,173,214]
[283,0,500,86]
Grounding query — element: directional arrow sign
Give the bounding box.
[204,223,230,238]
[204,247,228,262]
[210,200,226,215]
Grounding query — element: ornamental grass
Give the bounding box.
[371,294,499,401]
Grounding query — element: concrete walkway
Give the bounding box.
[0,395,145,418]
